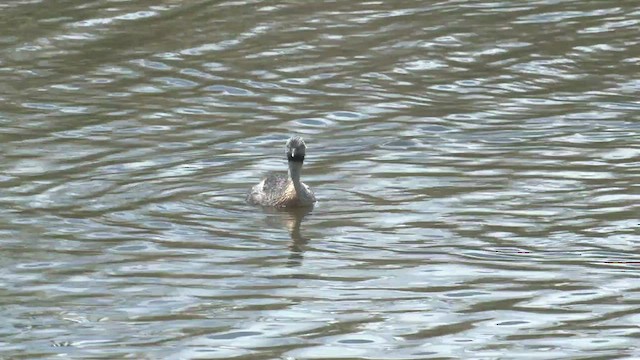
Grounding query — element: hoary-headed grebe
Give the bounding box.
[247,136,316,208]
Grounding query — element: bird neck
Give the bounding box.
[288,160,303,192]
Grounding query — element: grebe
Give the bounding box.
[247,136,316,208]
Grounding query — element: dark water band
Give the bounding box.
[287,154,305,162]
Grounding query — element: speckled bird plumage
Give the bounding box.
[247,136,316,208]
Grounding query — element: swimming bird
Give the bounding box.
[247,136,316,208]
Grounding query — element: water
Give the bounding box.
[1,0,639,358]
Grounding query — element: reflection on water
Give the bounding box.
[260,206,314,267]
[1,0,639,358]
[283,208,313,267]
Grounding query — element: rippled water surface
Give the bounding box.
[1,0,639,358]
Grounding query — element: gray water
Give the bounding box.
[1,0,639,359]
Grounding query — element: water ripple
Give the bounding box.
[1,0,639,358]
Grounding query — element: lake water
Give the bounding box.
[1,0,639,358]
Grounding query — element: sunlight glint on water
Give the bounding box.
[0,0,639,358]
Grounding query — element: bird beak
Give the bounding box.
[291,148,296,158]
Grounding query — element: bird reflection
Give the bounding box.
[264,206,313,267]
